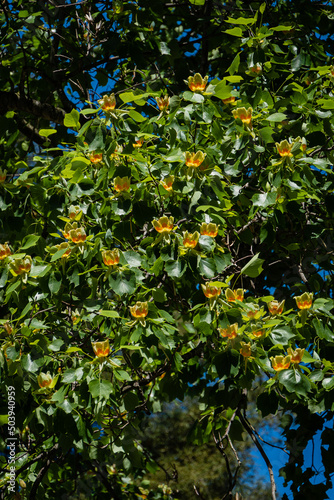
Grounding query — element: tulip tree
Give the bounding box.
[1,0,334,499]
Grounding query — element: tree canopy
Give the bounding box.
[1,1,334,499]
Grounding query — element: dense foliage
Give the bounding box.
[1,0,334,498]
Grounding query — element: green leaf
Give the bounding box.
[226,16,256,25]
[322,377,334,390]
[252,192,277,208]
[21,354,40,373]
[21,234,40,250]
[270,327,295,345]
[159,41,171,55]
[113,369,131,381]
[165,260,185,278]
[108,271,136,295]
[240,253,264,278]
[64,109,80,129]
[89,379,113,399]
[39,129,57,138]
[48,339,64,352]
[199,258,216,278]
[30,264,52,278]
[129,110,146,122]
[225,27,243,37]
[123,251,142,268]
[265,113,287,122]
[98,310,120,318]
[227,53,240,75]
[278,370,311,396]
[213,81,233,99]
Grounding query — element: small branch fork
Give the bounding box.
[237,409,277,500]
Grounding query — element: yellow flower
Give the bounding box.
[276,140,293,157]
[232,107,252,126]
[98,93,116,111]
[68,205,81,220]
[156,95,170,111]
[160,175,174,191]
[92,340,110,358]
[114,176,130,192]
[63,222,77,239]
[225,288,244,302]
[0,168,7,183]
[185,151,206,168]
[200,222,219,238]
[57,241,71,258]
[152,216,174,234]
[222,96,236,105]
[37,372,53,388]
[10,256,32,276]
[187,73,208,92]
[218,323,238,339]
[3,322,13,335]
[202,283,221,299]
[268,300,285,315]
[130,301,148,318]
[133,139,144,148]
[270,355,291,371]
[0,243,11,260]
[183,231,199,249]
[294,292,313,310]
[287,347,305,364]
[102,249,120,266]
[251,326,265,338]
[90,152,103,163]
[68,227,86,244]
[240,342,252,358]
[249,63,262,74]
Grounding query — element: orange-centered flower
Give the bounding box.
[225,288,244,302]
[152,216,174,234]
[68,227,86,244]
[160,175,174,191]
[222,96,236,105]
[252,328,265,338]
[114,176,130,192]
[185,151,206,168]
[276,140,293,157]
[130,301,148,318]
[202,283,221,299]
[187,73,209,92]
[10,256,32,276]
[98,93,116,111]
[92,340,110,358]
[133,139,144,148]
[218,323,238,339]
[156,95,170,111]
[287,347,305,364]
[37,372,53,388]
[270,355,291,371]
[90,152,103,163]
[200,222,219,238]
[268,300,285,315]
[0,243,11,260]
[102,249,120,266]
[57,242,71,258]
[294,292,313,310]
[232,107,252,126]
[183,231,199,249]
[3,322,13,335]
[0,168,7,183]
[240,342,252,358]
[249,63,262,74]
[68,205,81,220]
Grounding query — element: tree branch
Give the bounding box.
[0,91,66,124]
[237,410,277,500]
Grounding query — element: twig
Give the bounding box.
[237,410,277,500]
